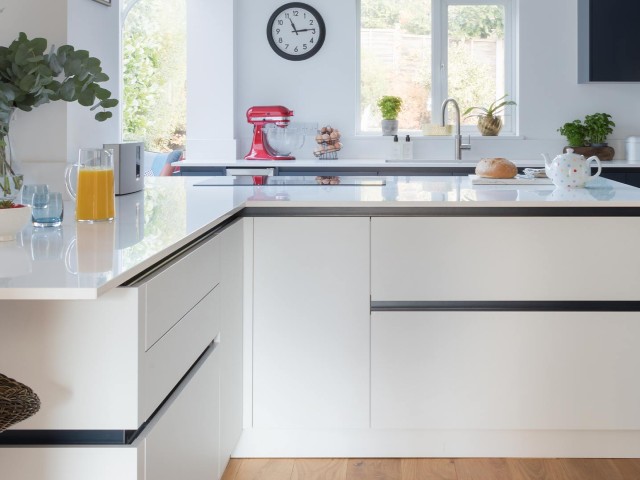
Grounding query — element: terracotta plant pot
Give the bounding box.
[477,115,503,136]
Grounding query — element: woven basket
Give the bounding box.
[0,373,41,432]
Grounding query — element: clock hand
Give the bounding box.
[289,17,299,34]
[294,29,316,33]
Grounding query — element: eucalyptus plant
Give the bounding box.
[0,32,118,193]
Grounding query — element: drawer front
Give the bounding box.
[143,235,221,350]
[141,287,221,421]
[371,311,640,430]
[371,217,640,301]
[144,345,220,480]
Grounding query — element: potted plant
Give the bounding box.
[462,94,516,136]
[557,113,615,160]
[557,119,587,147]
[584,112,615,146]
[377,96,402,136]
[0,32,118,198]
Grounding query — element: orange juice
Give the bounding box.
[75,167,115,221]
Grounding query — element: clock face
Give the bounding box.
[267,3,325,61]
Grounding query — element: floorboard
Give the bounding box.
[222,458,640,480]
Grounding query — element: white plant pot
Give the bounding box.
[381,119,398,136]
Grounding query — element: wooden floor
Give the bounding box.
[221,458,640,480]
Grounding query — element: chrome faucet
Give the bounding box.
[441,98,471,161]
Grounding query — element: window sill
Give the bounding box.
[356,133,525,140]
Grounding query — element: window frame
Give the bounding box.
[358,0,518,136]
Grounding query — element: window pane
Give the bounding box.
[360,0,432,132]
[446,4,506,126]
[123,0,187,152]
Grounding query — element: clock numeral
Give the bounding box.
[285,44,289,49]
[310,20,314,25]
[278,37,283,43]
[310,37,314,44]
[276,28,280,34]
[303,44,307,50]
[294,46,299,52]
[285,13,289,18]
[278,19,283,25]
[293,10,299,16]
[312,29,316,34]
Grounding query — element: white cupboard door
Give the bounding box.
[371,311,640,430]
[371,217,640,301]
[145,347,220,480]
[253,217,370,429]
[219,219,244,465]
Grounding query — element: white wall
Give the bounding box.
[5,0,640,165]
[234,0,640,160]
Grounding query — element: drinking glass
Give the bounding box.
[31,191,64,227]
[21,184,48,206]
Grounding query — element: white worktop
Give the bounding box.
[178,158,640,169]
[1,175,640,300]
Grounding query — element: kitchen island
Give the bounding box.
[2,175,640,479]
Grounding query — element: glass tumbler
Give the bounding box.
[31,191,64,227]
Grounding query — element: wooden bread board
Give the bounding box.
[469,174,554,185]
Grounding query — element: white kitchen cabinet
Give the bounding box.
[252,217,370,429]
[0,220,245,478]
[371,311,640,430]
[371,217,640,301]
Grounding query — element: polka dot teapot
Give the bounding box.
[541,149,602,188]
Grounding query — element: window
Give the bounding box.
[122,0,187,152]
[359,0,516,134]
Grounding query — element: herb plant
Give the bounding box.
[377,96,403,120]
[557,119,587,147]
[584,112,615,145]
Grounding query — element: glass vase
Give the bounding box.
[0,113,24,201]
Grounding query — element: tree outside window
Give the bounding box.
[122,0,187,152]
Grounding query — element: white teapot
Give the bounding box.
[541,149,601,188]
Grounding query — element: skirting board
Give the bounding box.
[233,429,640,458]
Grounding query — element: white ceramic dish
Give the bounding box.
[0,204,32,241]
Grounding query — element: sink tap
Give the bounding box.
[441,98,471,161]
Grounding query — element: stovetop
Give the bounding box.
[195,176,386,187]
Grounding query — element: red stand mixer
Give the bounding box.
[245,106,297,160]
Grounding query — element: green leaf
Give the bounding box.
[93,72,109,83]
[59,79,76,101]
[29,38,47,55]
[64,57,83,77]
[100,98,118,108]
[18,74,36,92]
[94,111,112,122]
[77,88,95,107]
[94,86,111,100]
[14,44,30,66]
[48,53,63,75]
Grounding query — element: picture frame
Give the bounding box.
[92,0,111,6]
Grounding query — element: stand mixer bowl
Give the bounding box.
[263,124,306,157]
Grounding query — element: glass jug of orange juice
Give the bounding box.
[65,148,115,222]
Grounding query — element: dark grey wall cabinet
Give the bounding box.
[579,0,640,83]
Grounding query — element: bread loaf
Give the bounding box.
[475,158,517,179]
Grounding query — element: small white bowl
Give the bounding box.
[0,204,32,242]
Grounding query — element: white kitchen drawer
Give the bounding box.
[371,311,640,430]
[141,234,221,350]
[371,217,640,301]
[140,285,221,421]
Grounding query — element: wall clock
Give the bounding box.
[267,2,326,61]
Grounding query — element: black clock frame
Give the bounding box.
[267,2,326,61]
